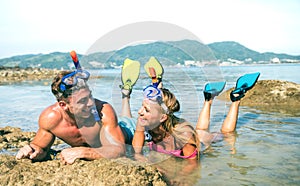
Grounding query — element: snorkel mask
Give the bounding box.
[143,85,169,114]
[59,70,90,92]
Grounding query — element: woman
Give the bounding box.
[119,60,199,161]
[132,85,200,160]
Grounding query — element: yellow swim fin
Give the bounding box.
[121,58,140,90]
[144,56,164,86]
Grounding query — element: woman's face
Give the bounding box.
[137,99,166,130]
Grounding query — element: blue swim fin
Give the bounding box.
[204,81,226,101]
[231,72,260,102]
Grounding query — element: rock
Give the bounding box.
[0,126,64,150]
[0,67,103,85]
[218,80,300,115]
[0,67,61,84]
[0,127,167,185]
[0,155,167,186]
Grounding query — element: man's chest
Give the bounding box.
[79,124,101,146]
[52,121,101,147]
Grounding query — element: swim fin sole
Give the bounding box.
[232,72,260,94]
[204,81,226,100]
[204,81,226,95]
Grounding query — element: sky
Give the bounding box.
[0,0,299,59]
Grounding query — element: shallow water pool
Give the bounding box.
[0,64,299,185]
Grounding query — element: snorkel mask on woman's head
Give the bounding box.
[58,70,90,98]
[143,85,169,114]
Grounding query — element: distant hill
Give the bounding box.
[0,40,299,69]
[208,41,300,61]
[0,52,77,69]
[79,39,216,68]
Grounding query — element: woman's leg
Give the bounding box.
[221,100,241,133]
[196,99,213,131]
[196,81,226,130]
[221,72,260,132]
[220,101,240,154]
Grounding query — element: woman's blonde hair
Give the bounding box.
[161,88,200,155]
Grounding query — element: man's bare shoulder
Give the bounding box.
[38,103,63,130]
[95,99,118,127]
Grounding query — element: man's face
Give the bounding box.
[68,88,94,119]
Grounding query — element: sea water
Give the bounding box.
[0,64,299,185]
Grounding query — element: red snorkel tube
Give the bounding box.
[69,50,100,122]
[149,67,160,88]
[70,50,82,70]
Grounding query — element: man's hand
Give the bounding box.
[59,148,82,165]
[16,144,44,160]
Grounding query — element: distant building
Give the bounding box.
[271,58,280,63]
[184,60,204,67]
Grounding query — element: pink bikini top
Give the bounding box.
[148,141,198,159]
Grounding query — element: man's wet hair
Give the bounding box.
[51,71,89,102]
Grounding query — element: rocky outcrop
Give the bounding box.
[0,155,166,186]
[0,126,167,186]
[0,67,103,85]
[0,126,64,150]
[218,80,300,115]
[0,67,60,84]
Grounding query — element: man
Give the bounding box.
[16,69,129,164]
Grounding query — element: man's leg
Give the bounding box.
[119,58,140,118]
[121,89,132,118]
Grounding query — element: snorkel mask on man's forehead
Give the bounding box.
[58,70,90,97]
[143,85,169,114]
[59,70,90,91]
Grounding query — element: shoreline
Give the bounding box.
[0,67,103,85]
[0,67,61,84]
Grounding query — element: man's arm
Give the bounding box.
[16,107,57,161]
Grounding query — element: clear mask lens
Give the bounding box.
[60,70,90,91]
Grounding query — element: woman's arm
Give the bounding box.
[132,123,145,154]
